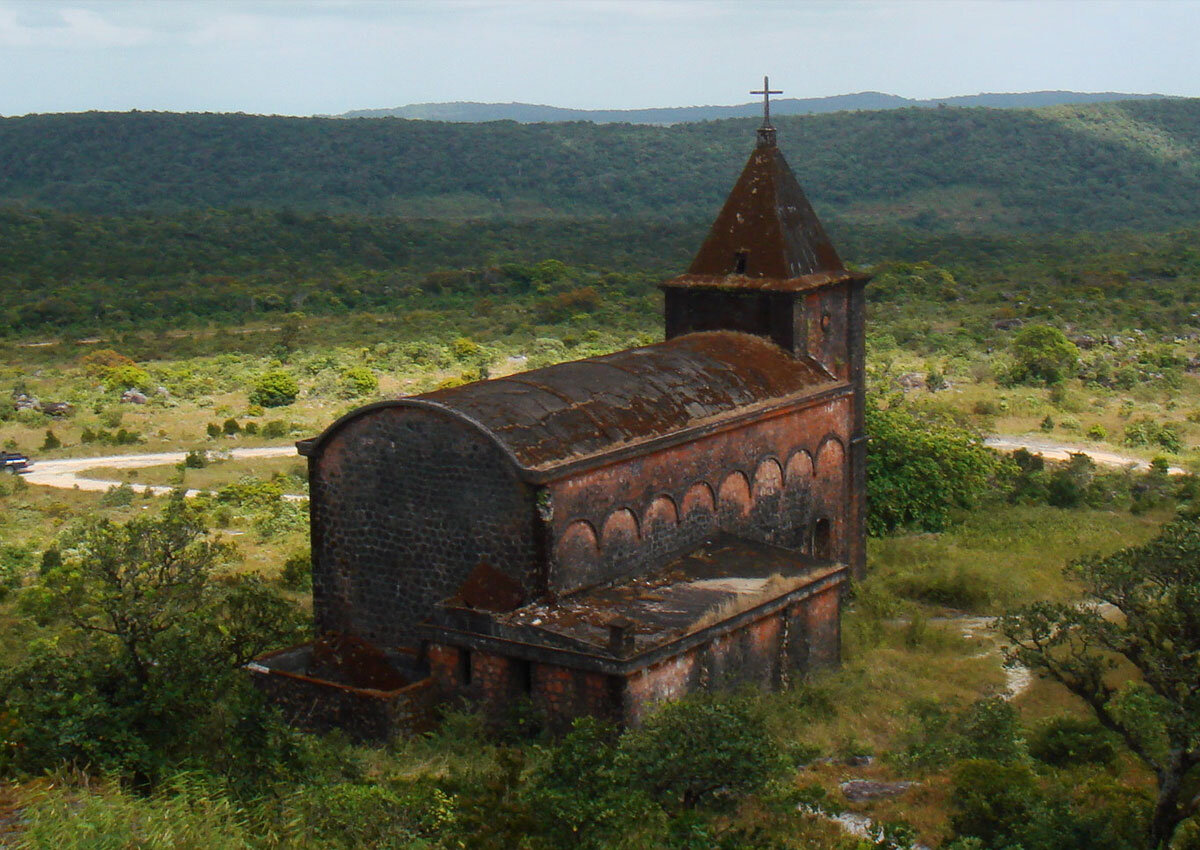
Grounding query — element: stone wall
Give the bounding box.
[547,394,852,594]
[426,581,843,730]
[309,406,540,648]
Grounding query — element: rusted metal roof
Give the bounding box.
[665,140,845,289]
[416,330,839,473]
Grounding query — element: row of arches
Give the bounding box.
[553,438,846,585]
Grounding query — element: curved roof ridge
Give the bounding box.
[302,331,843,477]
[415,330,842,473]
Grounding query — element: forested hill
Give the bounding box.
[2,98,1200,233]
[340,91,1173,123]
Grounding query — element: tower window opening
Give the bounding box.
[734,251,748,274]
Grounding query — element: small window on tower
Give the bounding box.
[734,251,748,274]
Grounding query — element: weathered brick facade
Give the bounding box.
[252,117,869,739]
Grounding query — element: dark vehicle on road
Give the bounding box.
[1,452,32,473]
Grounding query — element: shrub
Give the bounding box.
[261,419,291,439]
[616,695,784,810]
[1123,417,1183,453]
[104,364,153,392]
[222,418,241,435]
[242,421,259,435]
[1086,424,1108,440]
[80,348,135,377]
[450,337,482,361]
[249,371,299,408]
[950,759,1041,846]
[340,366,378,398]
[100,481,136,506]
[206,422,222,438]
[183,449,208,469]
[41,429,61,450]
[867,395,1011,535]
[280,551,312,591]
[1008,325,1080,385]
[1028,716,1119,767]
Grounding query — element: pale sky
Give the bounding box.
[1,0,1197,116]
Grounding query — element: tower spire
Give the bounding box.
[750,75,782,147]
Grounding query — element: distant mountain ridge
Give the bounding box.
[338,91,1175,124]
[3,98,1200,235]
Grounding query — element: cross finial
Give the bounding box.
[750,75,782,128]
[750,75,782,147]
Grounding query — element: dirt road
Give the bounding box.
[14,435,1186,499]
[20,446,304,500]
[984,436,1187,476]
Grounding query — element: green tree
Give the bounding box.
[5,492,308,782]
[249,370,299,407]
[998,510,1200,848]
[1009,325,1080,385]
[867,394,1011,534]
[616,695,783,811]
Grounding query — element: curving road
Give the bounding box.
[19,445,306,500]
[13,436,1187,499]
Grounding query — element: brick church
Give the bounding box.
[251,84,870,740]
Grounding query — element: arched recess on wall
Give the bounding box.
[717,470,752,518]
[643,495,679,535]
[784,449,814,484]
[680,481,716,519]
[752,457,784,500]
[814,436,846,482]
[601,508,640,551]
[555,520,600,569]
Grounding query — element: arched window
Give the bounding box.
[812,517,832,561]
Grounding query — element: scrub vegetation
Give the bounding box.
[3,102,1200,847]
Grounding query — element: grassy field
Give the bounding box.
[82,455,308,495]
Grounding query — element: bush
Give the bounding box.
[950,759,1041,846]
[249,371,299,408]
[184,449,208,469]
[104,364,153,392]
[867,395,1012,534]
[1123,417,1183,453]
[262,419,291,439]
[280,551,312,591]
[340,366,378,398]
[222,418,241,435]
[1008,325,1080,385]
[616,695,784,810]
[41,429,61,450]
[1028,716,1119,767]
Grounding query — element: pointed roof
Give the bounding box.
[663,132,857,293]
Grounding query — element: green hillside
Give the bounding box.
[2,99,1200,233]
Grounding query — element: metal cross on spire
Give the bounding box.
[751,76,782,128]
[751,76,782,147]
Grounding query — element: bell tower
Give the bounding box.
[660,77,871,577]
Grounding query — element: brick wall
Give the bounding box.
[547,396,853,594]
[309,406,540,648]
[427,580,842,730]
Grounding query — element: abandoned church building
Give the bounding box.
[250,87,871,740]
